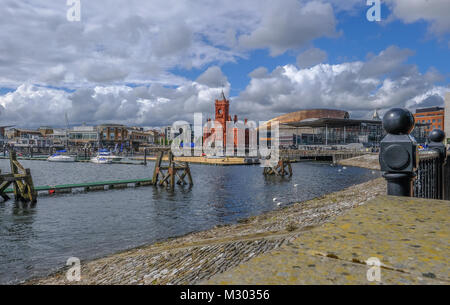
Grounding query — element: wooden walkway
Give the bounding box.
[2,178,154,197]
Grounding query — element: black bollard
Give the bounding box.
[428,129,446,199]
[379,108,418,197]
[144,148,147,166]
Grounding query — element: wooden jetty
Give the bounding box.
[152,151,193,190]
[0,151,37,203]
[2,178,154,197]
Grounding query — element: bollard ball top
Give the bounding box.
[429,129,445,143]
[382,108,415,135]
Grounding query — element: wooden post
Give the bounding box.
[10,151,20,200]
[24,168,37,203]
[151,150,193,190]
[152,151,163,184]
[1,150,38,203]
[263,158,292,177]
[144,148,147,166]
[186,163,193,186]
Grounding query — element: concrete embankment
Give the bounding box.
[205,195,449,285]
[338,153,380,170]
[26,174,386,285]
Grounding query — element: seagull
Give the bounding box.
[273,197,277,202]
[294,184,298,187]
[343,166,347,170]
[338,169,342,172]
[277,202,282,206]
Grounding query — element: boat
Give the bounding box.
[98,149,123,162]
[47,150,76,162]
[90,149,116,164]
[90,155,112,164]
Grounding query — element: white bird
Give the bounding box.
[277,202,282,206]
[294,184,298,187]
[273,197,277,202]
[338,169,342,172]
[343,166,347,170]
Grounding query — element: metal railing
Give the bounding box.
[379,108,448,200]
[413,151,441,199]
[444,154,450,200]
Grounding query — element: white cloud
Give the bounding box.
[0,47,447,127]
[233,46,448,121]
[239,0,337,56]
[195,66,228,88]
[0,0,340,88]
[0,68,231,128]
[386,0,450,35]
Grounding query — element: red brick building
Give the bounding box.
[414,107,444,133]
[203,92,248,149]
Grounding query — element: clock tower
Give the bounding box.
[212,91,229,145]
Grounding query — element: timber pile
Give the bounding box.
[152,151,193,190]
[263,159,293,177]
[0,151,37,203]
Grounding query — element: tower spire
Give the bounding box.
[221,89,226,101]
[372,108,381,121]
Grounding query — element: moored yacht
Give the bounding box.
[47,150,76,162]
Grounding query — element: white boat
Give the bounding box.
[47,150,76,162]
[97,149,123,162]
[90,150,115,164]
[103,154,123,162]
[90,155,112,164]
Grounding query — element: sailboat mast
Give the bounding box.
[65,113,69,149]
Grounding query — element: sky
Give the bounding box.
[0,0,449,128]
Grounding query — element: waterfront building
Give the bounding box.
[6,128,43,140]
[49,128,68,148]
[445,93,450,145]
[203,92,249,149]
[414,106,444,134]
[68,125,99,147]
[163,126,178,142]
[0,126,13,147]
[38,126,53,137]
[127,127,156,151]
[283,117,384,147]
[268,109,430,147]
[5,128,52,148]
[97,124,128,148]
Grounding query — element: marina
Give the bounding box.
[0,158,378,284]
